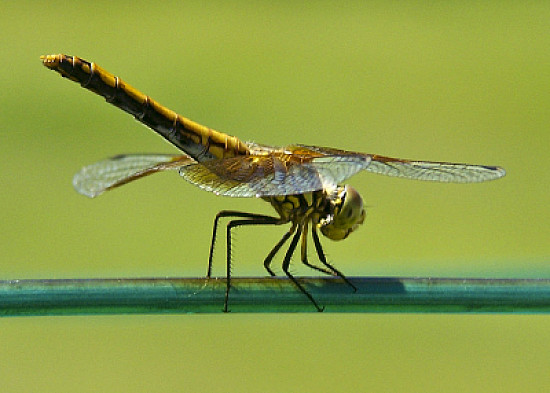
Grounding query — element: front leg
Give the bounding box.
[299,223,335,276]
[312,226,357,292]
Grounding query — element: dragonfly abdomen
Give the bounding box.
[41,54,249,162]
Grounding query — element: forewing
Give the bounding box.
[366,154,506,183]
[295,144,505,183]
[179,148,370,197]
[73,154,194,197]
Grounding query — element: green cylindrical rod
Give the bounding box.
[2,276,550,315]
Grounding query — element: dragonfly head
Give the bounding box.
[319,185,366,241]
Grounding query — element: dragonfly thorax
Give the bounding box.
[319,185,366,241]
[265,185,366,241]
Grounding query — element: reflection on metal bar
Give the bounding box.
[1,276,550,316]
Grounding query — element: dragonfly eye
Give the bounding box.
[320,185,366,241]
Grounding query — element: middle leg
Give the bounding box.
[282,225,324,312]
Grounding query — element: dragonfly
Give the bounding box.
[41,54,506,312]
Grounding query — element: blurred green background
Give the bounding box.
[1,1,549,392]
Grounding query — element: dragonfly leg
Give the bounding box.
[282,225,324,312]
[208,211,280,277]
[224,215,283,312]
[312,226,357,292]
[263,223,296,276]
[299,223,335,276]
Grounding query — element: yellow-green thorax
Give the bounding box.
[264,185,366,241]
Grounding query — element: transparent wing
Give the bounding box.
[296,145,505,183]
[73,154,194,197]
[179,147,371,197]
[365,154,506,183]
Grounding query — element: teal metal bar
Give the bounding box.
[1,276,550,315]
